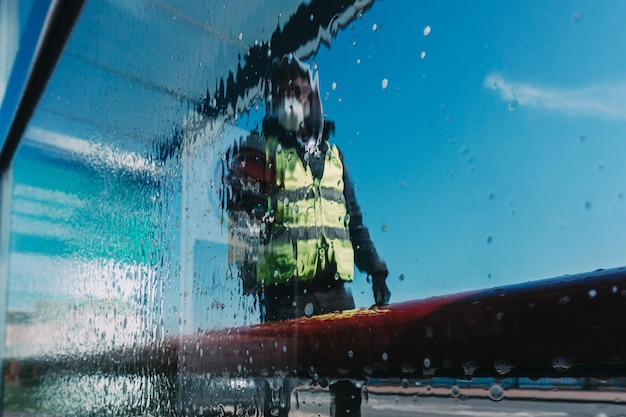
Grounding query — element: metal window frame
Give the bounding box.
[0,0,85,171]
[0,0,84,410]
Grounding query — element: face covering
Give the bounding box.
[277,96,306,132]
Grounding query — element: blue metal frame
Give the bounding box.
[0,2,84,412]
[0,0,84,172]
[0,0,53,165]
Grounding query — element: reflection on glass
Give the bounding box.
[219,53,391,416]
[222,55,390,323]
[3,0,626,416]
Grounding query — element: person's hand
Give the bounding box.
[372,272,391,306]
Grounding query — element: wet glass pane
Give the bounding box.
[3,1,626,416]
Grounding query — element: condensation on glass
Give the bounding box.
[2,1,626,416]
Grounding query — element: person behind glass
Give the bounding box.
[255,54,390,322]
[224,55,390,416]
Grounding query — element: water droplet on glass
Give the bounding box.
[399,273,405,281]
[494,360,512,375]
[423,357,431,369]
[552,357,572,372]
[588,289,597,298]
[381,223,388,231]
[462,360,477,376]
[372,23,378,31]
[420,51,426,59]
[488,384,505,401]
[331,82,337,90]
[309,14,314,21]
[304,302,314,317]
[348,350,354,358]
[276,144,282,153]
[381,78,389,89]
[382,352,389,361]
[423,25,431,36]
[508,99,518,111]
[558,295,571,305]
[284,197,289,207]
[486,235,493,244]
[450,385,461,398]
[238,32,243,41]
[393,379,406,390]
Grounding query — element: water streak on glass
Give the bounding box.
[3,0,626,416]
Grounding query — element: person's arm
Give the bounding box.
[340,150,391,305]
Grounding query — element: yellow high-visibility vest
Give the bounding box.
[257,135,354,284]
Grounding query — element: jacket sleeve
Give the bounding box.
[339,149,388,278]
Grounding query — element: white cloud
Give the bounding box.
[485,73,626,120]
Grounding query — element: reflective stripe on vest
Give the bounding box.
[257,136,355,284]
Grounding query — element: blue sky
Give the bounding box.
[291,0,626,306]
[6,0,626,321]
